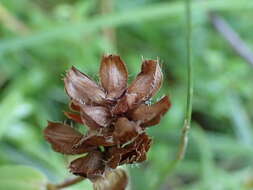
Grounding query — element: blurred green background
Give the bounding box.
[0,0,253,189]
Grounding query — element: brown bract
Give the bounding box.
[44,54,171,186]
[70,151,105,179]
[100,55,128,100]
[93,168,128,190]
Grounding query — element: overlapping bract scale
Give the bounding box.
[44,122,95,154]
[112,59,163,114]
[64,66,106,105]
[100,55,128,100]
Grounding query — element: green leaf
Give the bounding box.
[0,165,48,190]
[0,0,252,53]
[0,92,32,138]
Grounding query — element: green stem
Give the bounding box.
[177,0,193,161]
[153,0,193,188]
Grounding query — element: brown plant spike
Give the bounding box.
[44,54,171,188]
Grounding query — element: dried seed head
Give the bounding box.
[44,54,171,186]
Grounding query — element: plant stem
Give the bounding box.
[177,0,193,161]
[100,0,117,50]
[153,2,193,189]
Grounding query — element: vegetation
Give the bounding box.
[0,0,253,189]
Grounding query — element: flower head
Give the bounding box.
[44,55,171,181]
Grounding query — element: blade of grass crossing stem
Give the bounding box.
[0,0,253,53]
